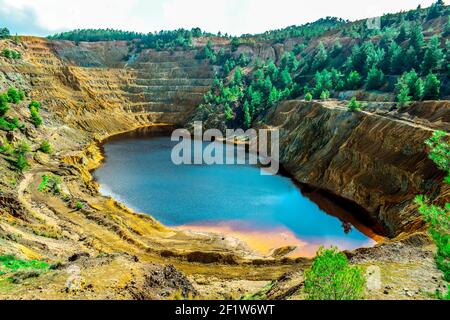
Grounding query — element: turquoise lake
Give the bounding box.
[93,127,379,257]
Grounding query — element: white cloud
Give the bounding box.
[0,0,447,36]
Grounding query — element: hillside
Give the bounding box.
[0,1,448,300]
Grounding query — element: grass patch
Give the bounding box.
[0,255,49,275]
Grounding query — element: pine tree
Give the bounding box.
[409,24,424,51]
[311,42,328,72]
[445,17,450,36]
[391,46,405,74]
[268,87,280,107]
[404,46,418,71]
[397,85,412,108]
[233,67,243,85]
[366,65,385,90]
[279,68,293,89]
[346,71,362,90]
[331,40,343,57]
[396,24,407,44]
[427,0,445,20]
[413,78,425,101]
[243,101,252,128]
[423,73,441,99]
[421,36,444,75]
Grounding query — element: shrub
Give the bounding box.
[0,139,14,155]
[38,174,61,194]
[320,90,330,100]
[0,93,9,116]
[304,247,365,300]
[16,140,31,154]
[305,92,313,101]
[0,255,49,275]
[347,97,361,112]
[7,87,20,104]
[0,117,18,131]
[39,140,52,154]
[76,202,84,210]
[29,101,41,109]
[29,106,42,127]
[2,48,11,59]
[14,153,29,172]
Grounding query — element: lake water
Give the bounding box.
[93,127,379,257]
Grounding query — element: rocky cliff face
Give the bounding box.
[264,100,450,237]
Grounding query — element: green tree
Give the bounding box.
[404,46,418,71]
[346,71,362,90]
[423,72,441,100]
[444,17,450,36]
[413,78,425,101]
[279,68,293,88]
[331,39,343,57]
[409,24,424,51]
[320,90,330,101]
[366,65,385,90]
[397,85,412,108]
[230,37,240,52]
[233,67,243,85]
[427,0,445,20]
[304,247,366,300]
[396,24,407,44]
[223,104,234,121]
[243,101,252,128]
[311,42,328,72]
[421,36,444,75]
[0,27,10,39]
[305,92,313,101]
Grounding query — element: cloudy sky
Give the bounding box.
[0,0,446,37]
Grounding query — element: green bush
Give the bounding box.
[14,153,29,172]
[29,106,42,127]
[0,255,49,275]
[0,139,14,155]
[2,48,11,59]
[76,202,84,210]
[29,101,41,109]
[0,117,18,131]
[16,140,31,154]
[320,90,330,100]
[38,174,61,194]
[347,97,361,111]
[304,247,365,300]
[305,92,313,101]
[7,87,20,104]
[39,140,52,154]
